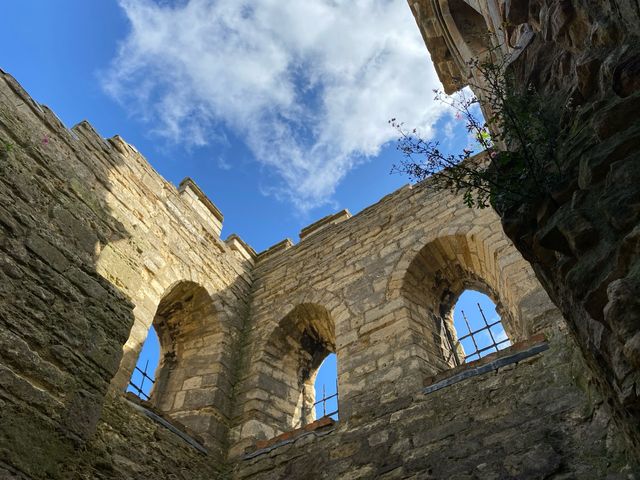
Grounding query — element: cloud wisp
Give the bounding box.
[105,0,445,210]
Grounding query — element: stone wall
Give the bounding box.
[58,394,224,480]
[235,332,631,479]
[229,159,567,456]
[0,68,252,477]
[408,0,640,451]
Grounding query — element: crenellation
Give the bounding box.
[72,120,113,152]
[299,209,352,240]
[226,233,258,264]
[178,177,225,237]
[255,238,294,263]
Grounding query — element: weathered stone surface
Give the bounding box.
[2,0,640,475]
[228,163,561,455]
[234,333,631,479]
[0,67,252,475]
[61,394,224,480]
[409,0,640,456]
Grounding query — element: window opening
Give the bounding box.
[127,325,159,400]
[452,291,510,363]
[313,353,338,420]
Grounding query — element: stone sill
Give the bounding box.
[123,393,208,454]
[423,334,549,395]
[243,416,336,460]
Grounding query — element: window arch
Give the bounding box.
[124,280,230,451]
[449,290,511,364]
[145,281,220,411]
[263,303,337,431]
[401,235,522,373]
[446,0,493,60]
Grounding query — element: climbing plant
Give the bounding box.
[391,48,567,210]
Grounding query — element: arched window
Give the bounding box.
[400,235,524,375]
[450,290,511,363]
[127,325,160,400]
[313,353,338,420]
[148,281,220,413]
[121,281,231,451]
[260,303,337,432]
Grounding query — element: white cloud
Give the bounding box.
[105,0,446,210]
[216,155,231,171]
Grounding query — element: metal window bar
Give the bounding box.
[461,310,481,358]
[313,379,339,419]
[456,303,510,362]
[128,359,155,400]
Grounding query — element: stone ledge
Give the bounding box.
[123,393,208,454]
[243,416,336,459]
[256,238,294,262]
[423,334,549,394]
[299,209,351,241]
[226,233,257,262]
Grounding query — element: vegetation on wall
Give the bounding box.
[391,48,569,210]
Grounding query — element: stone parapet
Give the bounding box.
[299,209,352,241]
[255,238,294,263]
[234,332,631,479]
[178,177,224,237]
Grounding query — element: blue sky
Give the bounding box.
[0,0,473,253]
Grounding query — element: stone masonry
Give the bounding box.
[408,0,640,454]
[0,69,252,475]
[1,1,640,478]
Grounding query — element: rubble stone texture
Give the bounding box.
[0,0,639,478]
[409,0,640,453]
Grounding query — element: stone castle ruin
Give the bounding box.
[1,0,639,478]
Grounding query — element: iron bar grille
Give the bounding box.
[128,359,155,400]
[313,379,338,420]
[457,302,510,362]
